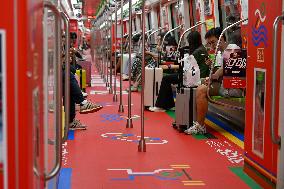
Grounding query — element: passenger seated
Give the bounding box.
[185,27,243,135]
[62,32,103,130]
[149,31,209,112]
[128,32,178,92]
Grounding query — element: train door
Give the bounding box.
[0,0,49,188]
[0,0,65,188]
[43,1,65,188]
[244,0,283,188]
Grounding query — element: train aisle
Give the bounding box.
[58,55,261,189]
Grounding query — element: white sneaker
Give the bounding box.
[148,106,166,112]
[184,122,206,135]
[82,91,88,97]
[122,74,129,81]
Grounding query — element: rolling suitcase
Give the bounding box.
[173,46,198,132]
[144,67,163,107]
[76,69,86,92]
[77,60,91,86]
[175,87,197,132]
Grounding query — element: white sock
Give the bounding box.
[81,100,87,105]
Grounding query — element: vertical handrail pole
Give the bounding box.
[138,0,146,152]
[126,0,133,128]
[113,2,118,101]
[118,0,125,112]
[109,10,114,94]
[106,12,110,87]
[271,14,284,146]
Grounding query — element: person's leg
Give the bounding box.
[70,72,103,113]
[70,72,85,104]
[196,84,208,126]
[154,73,179,110]
[69,98,76,123]
[185,84,208,135]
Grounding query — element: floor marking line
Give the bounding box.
[183,183,205,186]
[182,169,192,180]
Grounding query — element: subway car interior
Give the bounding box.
[0,0,284,188]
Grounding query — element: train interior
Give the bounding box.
[0,0,284,188]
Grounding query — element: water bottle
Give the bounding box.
[215,51,222,67]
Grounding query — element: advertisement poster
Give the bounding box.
[223,49,247,88]
[252,68,266,158]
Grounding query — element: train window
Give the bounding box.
[169,3,179,42]
[253,69,266,157]
[147,12,151,31]
[219,0,242,47]
[133,18,137,32]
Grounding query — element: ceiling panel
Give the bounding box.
[83,0,101,16]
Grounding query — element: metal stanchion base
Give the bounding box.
[138,139,146,152]
[113,94,118,102]
[109,88,113,94]
[126,118,133,128]
[118,104,124,113]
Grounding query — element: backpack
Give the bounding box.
[181,54,201,87]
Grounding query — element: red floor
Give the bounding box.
[63,56,251,189]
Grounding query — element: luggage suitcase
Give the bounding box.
[144,67,163,107]
[77,60,91,86]
[76,69,86,92]
[175,87,197,132]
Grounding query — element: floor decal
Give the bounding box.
[101,133,168,144]
[120,114,140,120]
[62,142,69,166]
[107,164,205,187]
[100,114,124,122]
[205,140,243,164]
[90,90,128,95]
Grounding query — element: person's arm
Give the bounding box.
[159,64,179,70]
[145,51,158,58]
[211,67,223,80]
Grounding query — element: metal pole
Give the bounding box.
[118,0,124,112]
[100,19,104,79]
[113,2,118,101]
[177,21,205,49]
[109,12,113,94]
[271,14,283,146]
[161,24,183,49]
[103,15,107,83]
[126,0,133,128]
[105,12,110,87]
[138,0,146,152]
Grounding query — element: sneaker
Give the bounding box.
[80,100,103,114]
[184,122,206,135]
[69,119,87,130]
[82,91,88,98]
[148,106,166,112]
[48,103,54,113]
[122,74,129,81]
